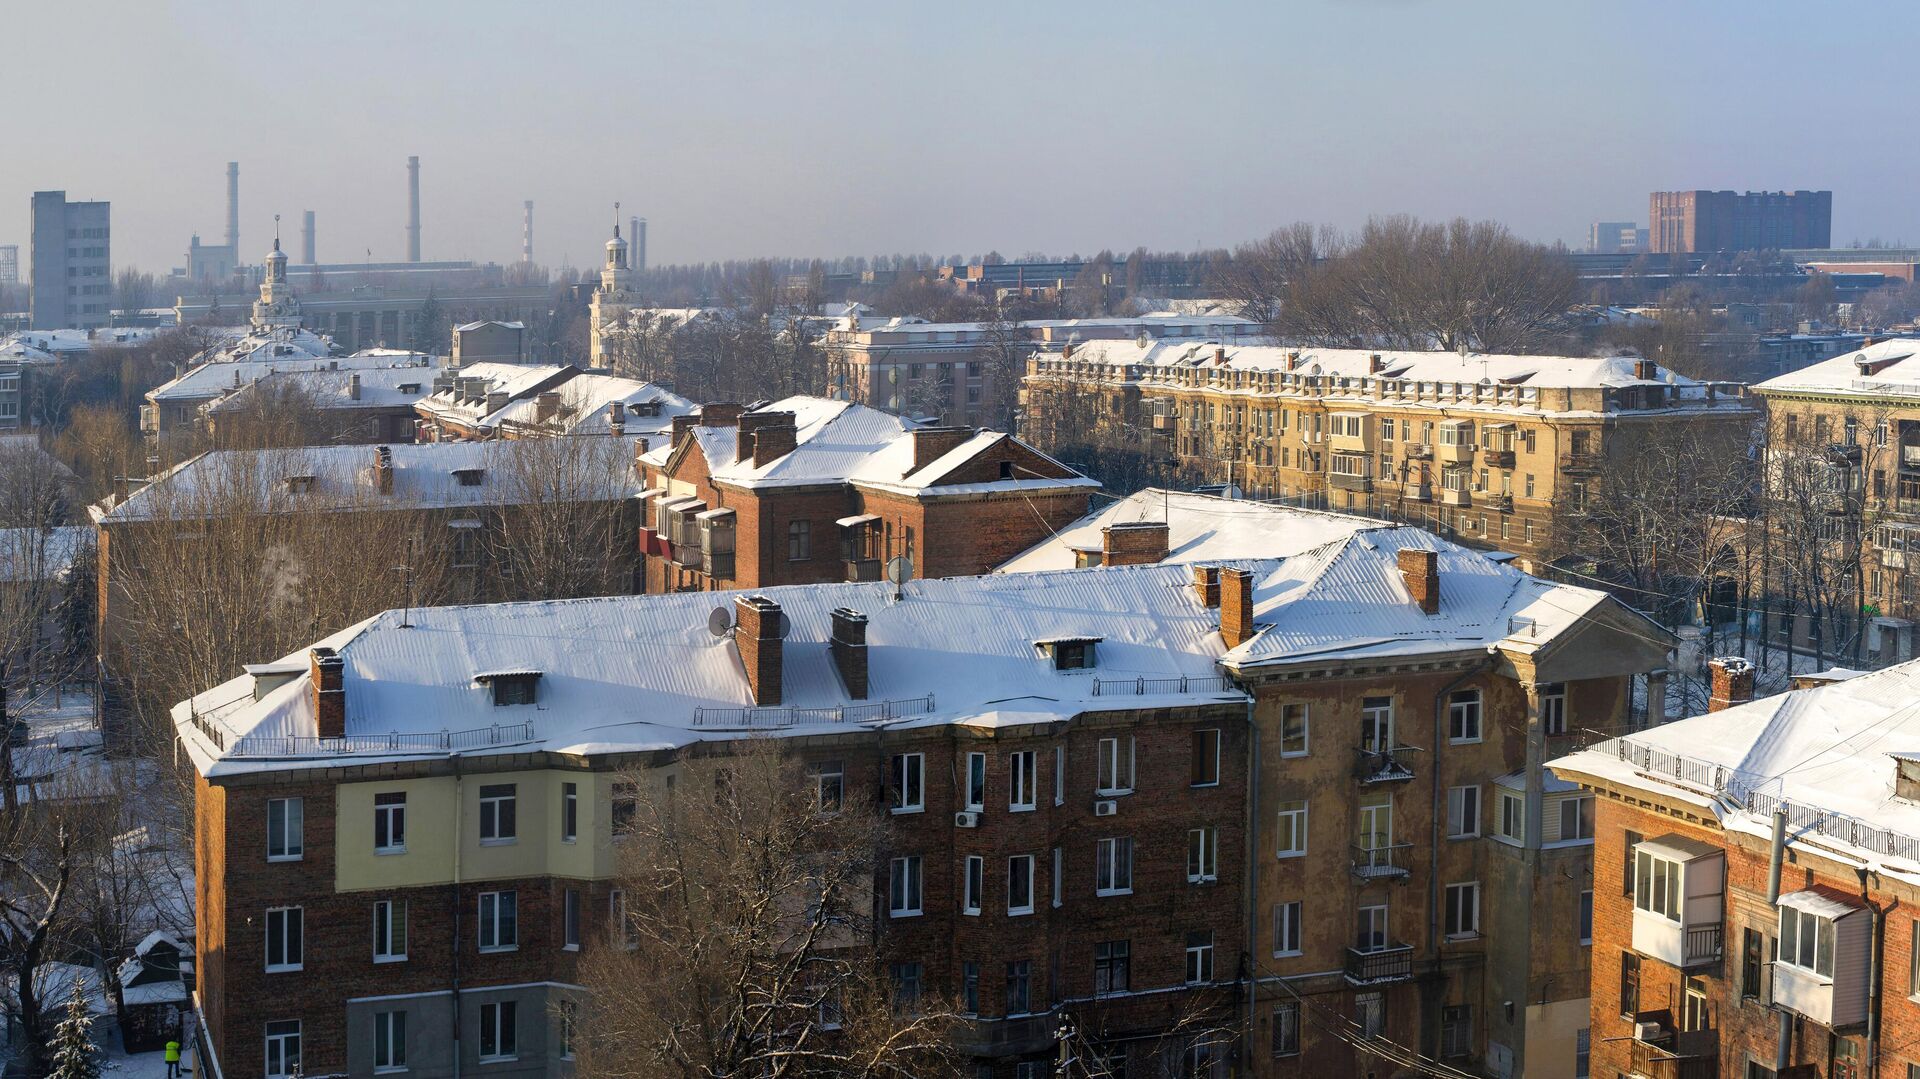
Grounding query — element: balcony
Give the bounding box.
[1330,473,1373,493]
[844,558,881,582]
[1404,443,1433,461]
[1629,835,1725,968]
[1350,842,1413,881]
[1344,943,1414,985]
[1435,441,1475,464]
[1404,483,1433,502]
[1355,745,1418,783]
[951,1013,1054,1058]
[1629,1016,1717,1079]
[1562,451,1604,474]
[1481,447,1515,468]
[1482,492,1514,513]
[1440,488,1471,507]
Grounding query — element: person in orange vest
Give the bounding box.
[164,1038,181,1078]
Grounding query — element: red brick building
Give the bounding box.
[636,396,1097,593]
[1552,657,1920,1079]
[1649,190,1833,254]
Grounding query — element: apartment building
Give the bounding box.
[203,367,438,446]
[1650,190,1833,255]
[635,396,1097,592]
[1022,342,1754,566]
[29,190,111,331]
[141,340,410,437]
[825,313,1265,428]
[1550,657,1920,1079]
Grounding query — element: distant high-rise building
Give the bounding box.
[1587,221,1647,255]
[30,191,111,330]
[1649,189,1832,254]
[0,244,18,286]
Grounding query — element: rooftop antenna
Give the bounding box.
[614,201,621,237]
[393,537,415,628]
[885,554,913,602]
[707,606,735,639]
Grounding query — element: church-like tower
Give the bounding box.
[588,207,638,369]
[250,219,302,332]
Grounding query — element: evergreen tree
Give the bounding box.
[47,975,100,1079]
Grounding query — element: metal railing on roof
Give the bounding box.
[1089,675,1240,697]
[227,721,536,758]
[691,693,937,731]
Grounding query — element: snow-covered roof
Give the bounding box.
[1550,658,1920,883]
[0,328,156,363]
[488,372,695,437]
[174,527,1633,776]
[0,527,90,584]
[1755,338,1920,399]
[150,348,432,403]
[203,366,439,413]
[455,320,526,332]
[96,441,640,524]
[416,363,572,429]
[184,326,336,366]
[999,489,1379,572]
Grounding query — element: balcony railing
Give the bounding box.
[1350,842,1413,880]
[1355,745,1419,783]
[226,721,537,758]
[1629,1026,1717,1079]
[1344,943,1414,985]
[1404,444,1432,460]
[1329,473,1373,493]
[1682,923,1724,966]
[1562,451,1604,473]
[844,558,881,582]
[1482,492,1513,513]
[691,693,937,730]
[1481,447,1515,468]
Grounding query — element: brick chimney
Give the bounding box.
[738,411,797,465]
[1285,350,1301,371]
[1220,567,1255,648]
[1192,565,1220,608]
[535,391,561,423]
[735,595,784,706]
[1062,341,1074,360]
[484,390,509,415]
[1633,359,1657,381]
[1397,548,1439,615]
[1101,521,1169,566]
[1213,346,1227,365]
[373,446,394,496]
[830,607,869,699]
[311,646,346,739]
[1368,353,1384,374]
[752,421,798,466]
[633,437,651,471]
[910,427,975,472]
[608,401,626,436]
[670,413,698,447]
[701,402,744,427]
[349,372,362,401]
[1708,657,1756,712]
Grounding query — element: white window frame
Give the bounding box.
[1273,901,1302,957]
[1448,689,1482,744]
[962,856,983,916]
[1541,682,1567,736]
[1360,697,1394,752]
[1009,751,1036,812]
[1275,800,1308,858]
[563,888,581,951]
[964,751,986,812]
[1187,826,1218,883]
[1279,703,1309,757]
[1053,746,1065,805]
[561,781,578,842]
[373,792,406,855]
[1095,836,1133,896]
[478,784,517,844]
[267,797,303,861]
[889,855,923,917]
[1272,1002,1301,1057]
[1095,736,1135,795]
[264,1020,301,1078]
[1632,848,1682,922]
[1558,795,1595,842]
[372,899,407,963]
[1497,791,1525,844]
[1779,905,1837,978]
[1007,854,1035,916]
[477,890,518,953]
[1184,931,1214,985]
[373,1009,406,1073]
[892,753,925,814]
[1446,785,1480,839]
[264,906,303,972]
[478,999,517,1063]
[1444,881,1481,939]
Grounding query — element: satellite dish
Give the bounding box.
[886,555,913,585]
[707,607,733,638]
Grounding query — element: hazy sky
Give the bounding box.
[8,1,1916,276]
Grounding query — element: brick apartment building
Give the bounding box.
[203,366,438,446]
[1649,190,1833,255]
[1552,657,1920,1079]
[1022,342,1754,567]
[635,396,1098,592]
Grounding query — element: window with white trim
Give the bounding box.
[892,754,925,813]
[477,890,518,952]
[1360,697,1393,752]
[264,1020,301,1078]
[1185,931,1214,984]
[1540,682,1567,735]
[559,999,578,1061]
[478,784,516,843]
[1007,855,1035,915]
[563,888,581,951]
[1279,704,1309,757]
[1448,690,1482,743]
[1779,905,1837,978]
[1187,827,1218,883]
[889,856,923,917]
[1272,1002,1300,1057]
[1496,791,1524,844]
[373,899,407,962]
[267,797,303,861]
[1632,848,1682,921]
[1096,737,1135,794]
[478,1000,517,1062]
[962,856,983,916]
[1095,837,1133,895]
[561,781,578,840]
[1558,795,1595,841]
[964,752,985,812]
[373,792,406,854]
[1356,992,1385,1037]
[374,1010,406,1073]
[1444,882,1480,938]
[1054,746,1065,805]
[609,889,636,949]
[1446,785,1480,838]
[1009,751,1036,811]
[265,907,303,972]
[1273,901,1302,956]
[1276,800,1308,858]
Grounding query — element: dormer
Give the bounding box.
[1035,636,1101,671]
[451,467,486,488]
[285,474,316,495]
[475,670,541,707]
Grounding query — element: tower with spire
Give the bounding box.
[250,214,303,332]
[589,202,639,369]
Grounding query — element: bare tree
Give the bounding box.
[487,438,641,600]
[1208,223,1333,327]
[575,742,966,1079]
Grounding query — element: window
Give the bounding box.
[562,782,579,840]
[1273,901,1302,956]
[1441,1005,1471,1058]
[1009,751,1036,811]
[1623,830,1642,895]
[478,784,517,843]
[787,520,811,561]
[1054,746,1065,805]
[1540,682,1567,735]
[267,797,303,861]
[1446,785,1480,838]
[264,1021,301,1078]
[1007,855,1034,915]
[564,889,581,951]
[1497,791,1525,843]
[1279,703,1309,757]
[1633,848,1682,921]
[1006,960,1033,1015]
[1558,796,1595,841]
[892,754,924,813]
[489,674,537,706]
[1275,800,1308,858]
[1448,689,1482,743]
[962,856,984,915]
[1355,992,1385,1037]
[963,751,986,811]
[1357,904,1388,951]
[1779,905,1837,977]
[1681,976,1708,1032]
[1096,736,1135,794]
[1272,1003,1301,1057]
[961,961,980,1015]
[478,1000,517,1062]
[373,792,406,854]
[374,1010,406,1073]
[1743,927,1764,1001]
[1619,953,1641,1017]
[1579,891,1593,944]
[265,907,303,971]
[1096,837,1133,895]
[373,899,407,962]
[477,891,517,952]
[889,856,923,917]
[610,781,639,836]
[1574,1027,1589,1078]
[891,962,923,1014]
[1360,697,1393,752]
[1187,827,1218,882]
[1094,940,1131,995]
[1444,883,1480,938]
[1185,932,1214,984]
[558,999,577,1060]
[1191,729,1221,786]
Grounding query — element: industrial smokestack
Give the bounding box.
[406,155,421,262]
[522,201,534,265]
[634,217,647,272]
[301,211,315,264]
[225,162,240,253]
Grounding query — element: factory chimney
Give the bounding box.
[634,217,647,271]
[301,211,316,264]
[225,161,240,253]
[406,155,421,262]
[522,201,534,265]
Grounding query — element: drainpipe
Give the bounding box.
[1241,692,1259,1069]
[1769,808,1788,1072]
[451,753,465,1079]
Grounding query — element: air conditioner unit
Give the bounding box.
[953,811,979,829]
[1633,1021,1664,1043]
[1093,800,1119,817]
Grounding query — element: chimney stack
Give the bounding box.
[301,210,315,264]
[1369,352,1384,374]
[1397,548,1440,615]
[406,155,422,263]
[735,595,784,706]
[634,217,647,272]
[522,201,534,265]
[1708,657,1756,712]
[485,390,508,416]
[1220,567,1256,648]
[749,419,797,466]
[311,646,346,739]
[700,402,744,428]
[348,373,362,401]
[608,401,626,436]
[909,426,974,472]
[830,607,869,699]
[1101,521,1169,567]
[535,391,561,423]
[374,446,394,495]
[1213,346,1227,365]
[670,413,697,447]
[1192,565,1220,608]
[225,161,240,254]
[1633,359,1657,381]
